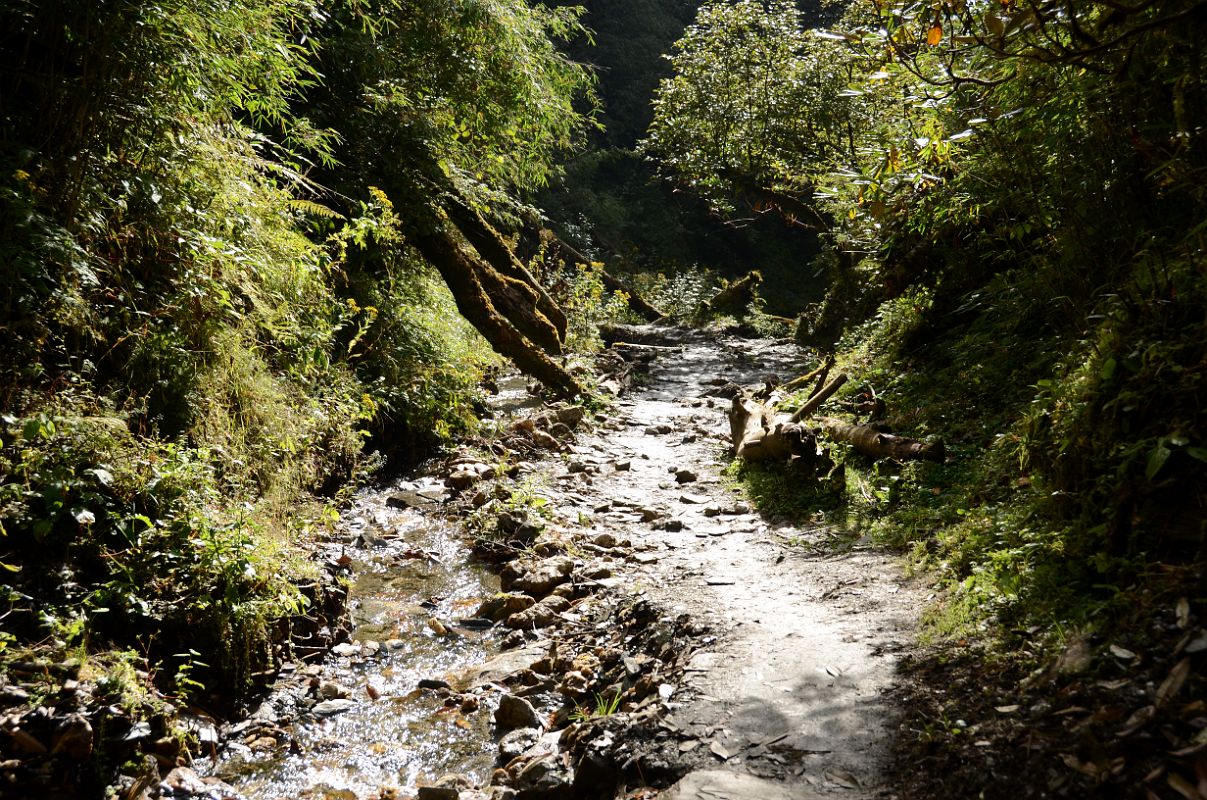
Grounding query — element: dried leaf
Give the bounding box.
[1166,772,1199,800]
[1186,632,1207,654]
[927,24,943,45]
[825,770,861,789]
[1178,598,1191,629]
[995,704,1020,714]
[1110,644,1137,660]
[1158,658,1192,707]
[1119,705,1157,737]
[825,665,843,678]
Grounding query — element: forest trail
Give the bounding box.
[202,328,922,800]
[542,329,922,798]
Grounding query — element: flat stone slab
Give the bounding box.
[662,770,828,800]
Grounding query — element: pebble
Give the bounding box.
[311,699,356,717]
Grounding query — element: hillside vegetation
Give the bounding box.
[0,0,597,712]
[643,0,1206,792]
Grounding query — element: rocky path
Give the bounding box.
[536,332,921,798]
[199,329,921,800]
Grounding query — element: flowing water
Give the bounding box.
[205,477,506,799]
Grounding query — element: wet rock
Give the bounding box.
[506,596,570,630]
[418,774,470,800]
[674,469,698,484]
[386,489,446,509]
[317,680,352,700]
[447,460,495,490]
[312,699,356,717]
[418,788,460,800]
[495,694,542,732]
[504,557,575,597]
[613,461,631,472]
[478,593,537,623]
[50,713,93,760]
[513,753,573,800]
[499,727,542,763]
[419,678,453,691]
[159,766,209,796]
[644,424,673,435]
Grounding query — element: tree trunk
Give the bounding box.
[410,229,583,400]
[443,193,569,347]
[817,417,946,462]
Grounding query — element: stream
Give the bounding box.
[204,479,508,799]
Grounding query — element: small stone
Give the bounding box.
[505,595,570,630]
[312,699,357,717]
[613,461,631,472]
[556,670,590,698]
[51,714,93,760]
[419,678,452,691]
[318,680,352,700]
[495,693,542,732]
[332,642,360,657]
[417,787,460,800]
[592,532,617,548]
[498,727,541,762]
[674,469,698,484]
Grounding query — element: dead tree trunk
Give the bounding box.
[728,377,943,465]
[817,417,945,462]
[728,393,813,461]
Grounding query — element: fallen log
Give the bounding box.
[728,382,944,465]
[728,394,814,461]
[817,417,945,462]
[790,373,848,422]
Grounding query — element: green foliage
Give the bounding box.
[0,0,602,705]
[651,0,1207,638]
[548,259,634,352]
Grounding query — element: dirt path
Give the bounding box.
[539,332,921,798]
